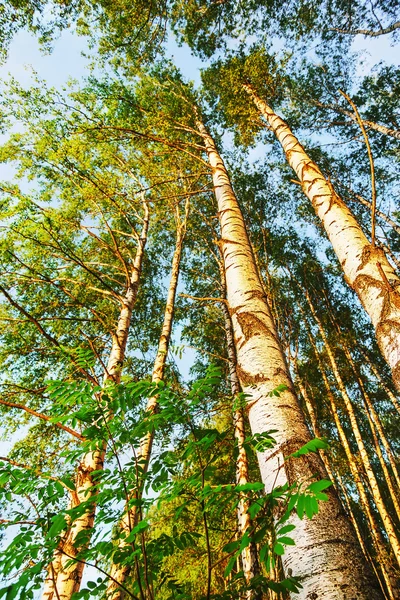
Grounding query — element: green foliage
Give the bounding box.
[0,367,334,598]
[202,47,288,146]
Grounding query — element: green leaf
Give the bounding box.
[296,495,305,519]
[222,540,240,553]
[277,524,296,535]
[278,536,295,546]
[273,542,285,556]
[269,383,288,397]
[304,496,319,519]
[47,514,67,538]
[307,479,332,494]
[59,476,76,491]
[224,554,238,578]
[288,438,329,459]
[234,482,264,492]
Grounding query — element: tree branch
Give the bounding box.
[329,21,400,36]
[0,398,84,441]
[339,89,377,245]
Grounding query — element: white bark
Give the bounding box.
[197,118,383,599]
[244,84,400,392]
[41,202,150,600]
[106,200,188,600]
[219,258,260,596]
[305,291,400,567]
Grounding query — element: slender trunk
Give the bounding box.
[106,200,188,600]
[335,471,391,600]
[378,241,400,273]
[305,290,400,566]
[244,84,400,392]
[361,350,400,416]
[343,345,400,505]
[196,118,382,599]
[41,202,150,600]
[218,258,261,597]
[306,329,399,599]
[294,374,335,485]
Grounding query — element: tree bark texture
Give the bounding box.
[197,118,383,599]
[106,200,188,600]
[41,202,150,600]
[306,329,399,600]
[244,84,400,393]
[218,257,261,596]
[305,290,400,567]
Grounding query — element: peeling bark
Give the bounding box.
[244,84,400,393]
[197,118,383,599]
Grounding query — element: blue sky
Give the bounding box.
[0,25,397,448]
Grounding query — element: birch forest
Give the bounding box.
[0,1,399,599]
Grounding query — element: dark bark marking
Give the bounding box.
[235,311,275,343]
[236,363,270,386]
[244,288,268,302]
[357,244,387,271]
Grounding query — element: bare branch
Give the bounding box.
[339,90,377,245]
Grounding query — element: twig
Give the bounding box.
[339,90,377,246]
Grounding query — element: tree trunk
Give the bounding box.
[361,350,400,416]
[306,328,399,600]
[244,84,400,392]
[305,290,400,566]
[196,117,383,599]
[343,345,400,506]
[218,257,261,597]
[106,200,188,600]
[41,202,150,600]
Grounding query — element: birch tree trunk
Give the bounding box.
[361,350,400,416]
[196,118,383,599]
[343,345,400,505]
[306,329,399,600]
[106,200,188,600]
[305,290,400,566]
[218,258,261,597]
[41,202,150,600]
[244,84,400,392]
